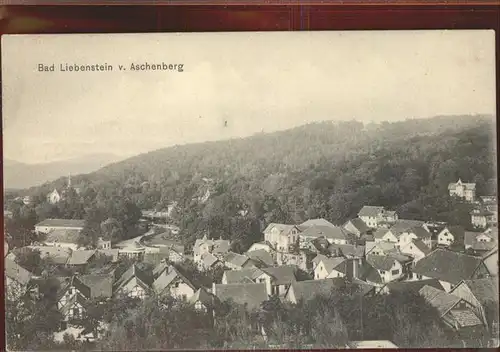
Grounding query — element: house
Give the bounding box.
[284,278,345,304]
[168,247,185,263]
[35,219,85,234]
[56,276,92,323]
[299,225,348,245]
[189,288,217,313]
[464,230,497,255]
[118,241,146,260]
[312,253,329,271]
[43,229,82,251]
[357,206,385,228]
[198,252,222,271]
[399,227,432,249]
[382,220,426,245]
[365,241,397,256]
[364,255,404,284]
[412,249,492,292]
[314,257,348,280]
[5,258,34,300]
[346,340,398,349]
[263,223,301,253]
[223,252,255,270]
[373,228,395,243]
[380,278,445,295]
[113,264,152,299]
[450,277,499,330]
[419,285,484,334]
[448,178,476,202]
[153,265,197,300]
[193,235,231,264]
[222,266,297,296]
[275,249,315,271]
[97,237,111,250]
[213,282,268,312]
[471,207,497,229]
[299,218,336,229]
[481,247,498,277]
[400,239,431,264]
[47,189,62,204]
[245,249,274,267]
[78,274,114,299]
[66,250,97,270]
[437,226,465,247]
[343,218,370,238]
[302,236,330,253]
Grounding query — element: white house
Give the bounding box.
[47,189,62,204]
[398,227,432,249]
[263,224,301,253]
[400,239,431,264]
[358,206,385,228]
[314,257,347,280]
[364,255,404,285]
[113,264,152,299]
[193,235,230,265]
[153,266,196,300]
[299,225,348,245]
[448,178,476,203]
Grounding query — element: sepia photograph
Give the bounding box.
[2,30,498,350]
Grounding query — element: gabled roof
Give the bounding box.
[5,258,33,286]
[45,229,82,244]
[201,252,220,267]
[67,250,96,265]
[389,220,426,236]
[330,244,365,258]
[358,206,385,218]
[79,274,114,298]
[343,218,370,234]
[459,277,499,304]
[359,263,383,284]
[60,292,89,317]
[300,225,347,241]
[35,219,86,228]
[444,225,466,240]
[419,285,462,317]
[152,261,171,278]
[287,278,345,302]
[189,287,217,308]
[57,275,92,300]
[413,249,485,284]
[246,249,274,267]
[373,228,389,240]
[261,265,297,285]
[153,267,196,294]
[446,309,483,328]
[407,227,432,239]
[318,257,347,274]
[28,245,71,265]
[223,268,264,284]
[365,241,397,255]
[464,231,497,251]
[214,283,268,311]
[263,223,300,235]
[448,179,476,190]
[212,239,231,254]
[114,264,152,293]
[410,239,432,256]
[366,255,397,271]
[300,218,336,228]
[384,279,445,294]
[312,253,329,265]
[223,252,251,267]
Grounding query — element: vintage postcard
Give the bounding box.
[2,31,498,350]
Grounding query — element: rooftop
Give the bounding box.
[35,218,86,228]
[358,206,385,218]
[214,283,268,311]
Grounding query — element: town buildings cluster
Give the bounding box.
[4,177,499,347]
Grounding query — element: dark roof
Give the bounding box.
[45,229,82,244]
[79,274,114,298]
[464,231,497,251]
[214,283,268,311]
[114,264,152,292]
[261,265,297,285]
[411,239,432,256]
[461,277,499,303]
[5,258,33,285]
[419,285,462,317]
[288,278,345,302]
[57,276,92,300]
[385,279,445,294]
[359,263,383,284]
[373,228,389,240]
[366,255,397,271]
[223,268,264,284]
[389,220,426,236]
[223,252,251,267]
[246,249,274,267]
[330,244,365,258]
[67,250,96,265]
[410,227,432,239]
[413,249,484,284]
[189,288,217,308]
[358,206,385,217]
[35,219,85,228]
[344,218,370,234]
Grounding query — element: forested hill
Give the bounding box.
[8,114,496,251]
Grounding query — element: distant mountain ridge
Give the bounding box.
[3,153,123,190]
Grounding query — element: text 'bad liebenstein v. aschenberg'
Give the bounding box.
[37,62,185,72]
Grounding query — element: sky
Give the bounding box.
[2,30,496,164]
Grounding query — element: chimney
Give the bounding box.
[212,282,216,295]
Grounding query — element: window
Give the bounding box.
[391,269,399,275]
[380,270,385,274]
[72,307,80,318]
